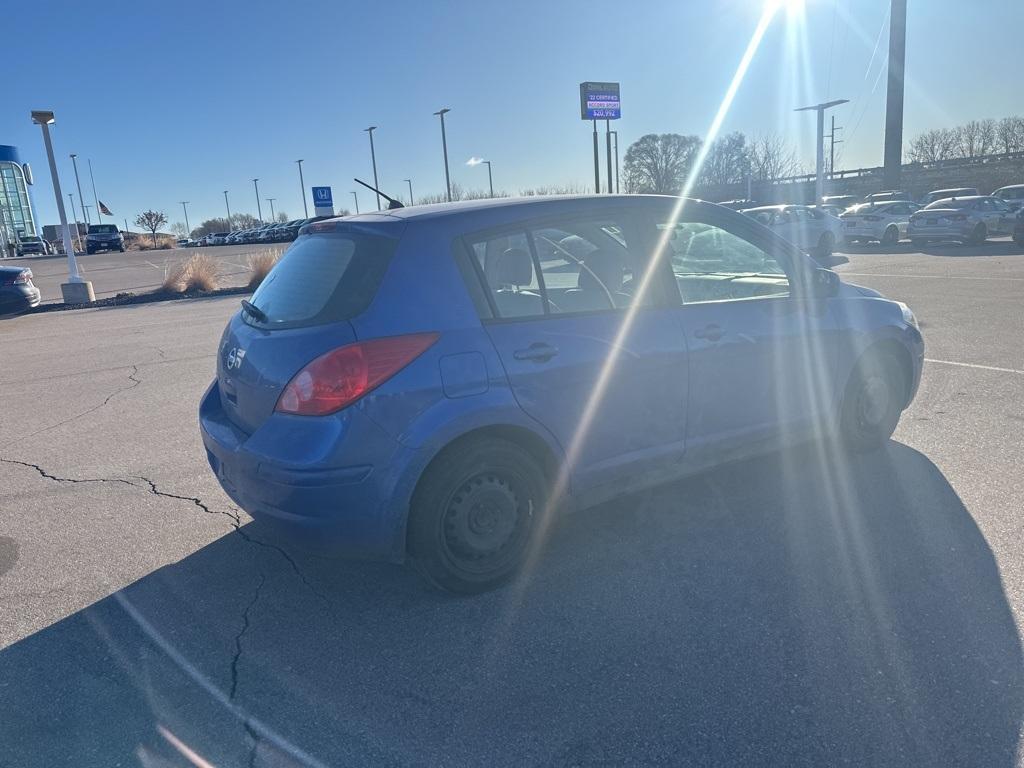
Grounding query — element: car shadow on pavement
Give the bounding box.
[1,441,1021,767]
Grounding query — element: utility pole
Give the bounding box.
[223,190,232,228]
[364,127,381,210]
[252,178,262,222]
[827,115,843,178]
[295,159,308,218]
[434,109,452,202]
[179,201,190,236]
[351,190,359,214]
[795,99,848,204]
[883,0,908,190]
[403,179,413,206]
[266,197,276,221]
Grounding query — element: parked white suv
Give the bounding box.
[740,204,844,258]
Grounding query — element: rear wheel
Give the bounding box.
[881,225,899,246]
[967,223,987,245]
[816,231,835,258]
[408,437,547,594]
[840,351,906,453]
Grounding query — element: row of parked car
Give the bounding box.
[179,216,333,249]
[719,183,1024,253]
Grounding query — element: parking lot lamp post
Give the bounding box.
[795,99,848,204]
[296,159,308,218]
[32,110,93,303]
[610,131,620,193]
[223,190,232,229]
[484,160,493,197]
[404,179,413,206]
[69,154,89,225]
[267,198,276,221]
[434,109,452,202]
[179,201,190,237]
[252,178,262,222]
[363,127,381,210]
[351,191,359,214]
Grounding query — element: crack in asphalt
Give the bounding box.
[1,365,142,448]
[0,458,329,602]
[229,572,266,701]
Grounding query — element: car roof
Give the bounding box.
[929,187,977,194]
[996,184,1024,190]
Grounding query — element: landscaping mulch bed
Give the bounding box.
[30,285,252,314]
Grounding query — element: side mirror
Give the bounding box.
[808,267,840,298]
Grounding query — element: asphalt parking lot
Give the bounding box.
[1,240,1022,766]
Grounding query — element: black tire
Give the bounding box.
[118,246,125,252]
[816,231,835,258]
[881,225,899,246]
[408,437,547,594]
[967,222,986,245]
[839,351,906,453]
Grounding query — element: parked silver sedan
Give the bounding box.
[909,196,1016,245]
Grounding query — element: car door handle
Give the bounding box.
[694,324,723,342]
[513,342,559,362]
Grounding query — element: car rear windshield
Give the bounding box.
[924,199,970,210]
[243,227,398,329]
[88,224,119,234]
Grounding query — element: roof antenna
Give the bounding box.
[354,178,404,209]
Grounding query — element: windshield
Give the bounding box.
[88,224,119,234]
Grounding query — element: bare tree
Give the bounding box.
[698,132,751,187]
[170,221,189,238]
[996,116,1024,155]
[955,119,997,158]
[518,183,590,196]
[622,133,702,194]
[275,211,290,223]
[230,213,260,230]
[134,210,168,246]
[748,134,801,181]
[906,128,958,163]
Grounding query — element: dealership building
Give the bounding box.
[0,144,39,251]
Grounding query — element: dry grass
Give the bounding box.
[161,253,221,293]
[246,250,280,289]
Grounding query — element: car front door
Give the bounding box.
[646,202,839,465]
[467,207,689,501]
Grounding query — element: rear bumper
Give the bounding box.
[0,286,40,315]
[198,380,420,561]
[908,224,971,241]
[843,223,885,240]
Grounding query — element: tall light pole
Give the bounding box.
[610,130,620,193]
[295,159,308,217]
[31,110,92,302]
[468,158,494,197]
[179,201,190,236]
[403,179,413,206]
[883,0,908,190]
[266,197,276,221]
[68,193,82,249]
[69,154,89,225]
[252,178,262,222]
[223,190,232,228]
[87,158,101,220]
[795,99,848,204]
[363,126,380,210]
[434,108,452,202]
[351,190,359,214]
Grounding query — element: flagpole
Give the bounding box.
[88,159,101,220]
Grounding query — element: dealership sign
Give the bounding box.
[579,82,621,120]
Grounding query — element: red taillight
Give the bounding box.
[275,332,440,416]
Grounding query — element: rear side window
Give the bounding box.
[244,229,397,328]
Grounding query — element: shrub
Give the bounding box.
[161,253,220,293]
[246,250,280,289]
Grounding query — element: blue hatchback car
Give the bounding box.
[200,195,924,593]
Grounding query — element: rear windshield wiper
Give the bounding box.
[241,299,269,323]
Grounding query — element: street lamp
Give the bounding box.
[363,126,381,210]
[403,179,413,206]
[433,108,452,202]
[31,110,92,303]
[467,158,493,197]
[266,197,276,221]
[179,201,190,237]
[252,178,262,222]
[295,159,308,218]
[223,190,232,228]
[68,193,82,249]
[69,154,89,225]
[351,191,359,214]
[795,99,849,204]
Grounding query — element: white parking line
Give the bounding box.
[925,358,1024,375]
[842,272,1024,282]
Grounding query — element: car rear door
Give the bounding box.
[466,207,689,500]
[645,201,839,465]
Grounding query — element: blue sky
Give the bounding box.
[5,0,1022,230]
